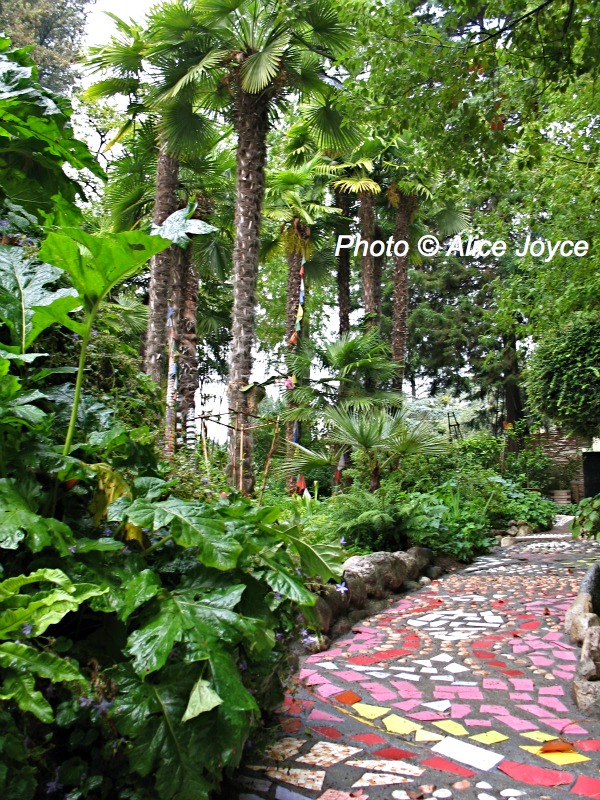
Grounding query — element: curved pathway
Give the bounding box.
[234,524,600,800]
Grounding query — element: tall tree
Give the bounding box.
[161,0,352,493]
[0,0,90,93]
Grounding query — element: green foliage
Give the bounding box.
[0,38,102,222]
[527,316,600,437]
[572,494,600,540]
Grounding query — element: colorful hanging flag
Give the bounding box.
[334,452,346,484]
[296,473,307,493]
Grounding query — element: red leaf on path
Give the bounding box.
[539,740,577,753]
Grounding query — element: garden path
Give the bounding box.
[231,518,600,800]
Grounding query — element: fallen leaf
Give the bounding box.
[543,608,550,615]
[539,740,577,753]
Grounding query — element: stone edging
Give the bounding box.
[564,563,600,715]
[310,546,440,651]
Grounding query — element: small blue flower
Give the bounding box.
[71,333,81,341]
[238,660,248,671]
[340,536,347,545]
[68,545,77,554]
[295,568,302,576]
[46,773,63,794]
[273,591,281,599]
[275,632,284,640]
[21,623,33,636]
[93,698,113,715]
[79,695,93,708]
[335,582,349,595]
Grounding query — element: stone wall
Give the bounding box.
[532,429,591,499]
[310,547,440,651]
[564,563,600,715]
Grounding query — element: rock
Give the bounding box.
[570,612,600,645]
[343,552,407,598]
[433,790,453,798]
[500,536,516,547]
[418,786,437,795]
[580,563,600,612]
[579,626,600,679]
[419,576,432,586]
[320,583,350,620]
[395,551,419,581]
[452,780,471,791]
[475,783,492,790]
[406,546,434,572]
[565,592,594,637]
[402,580,421,592]
[330,617,353,639]
[314,596,333,633]
[573,674,600,714]
[426,565,443,580]
[343,572,368,609]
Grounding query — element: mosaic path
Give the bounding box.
[232,532,600,800]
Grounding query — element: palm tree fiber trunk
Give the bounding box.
[359,190,379,328]
[335,190,351,336]
[178,246,200,440]
[226,88,270,495]
[145,142,180,385]
[392,194,417,389]
[286,249,303,492]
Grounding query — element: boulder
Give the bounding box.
[394,551,419,581]
[406,546,434,573]
[564,592,593,638]
[344,572,368,609]
[501,536,516,547]
[579,627,600,680]
[402,580,421,593]
[343,552,407,598]
[419,576,432,586]
[426,565,443,580]
[314,596,333,633]
[319,583,350,620]
[573,674,600,714]
[570,612,600,645]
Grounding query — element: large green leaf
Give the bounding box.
[0,247,80,353]
[279,526,343,581]
[181,678,222,722]
[38,230,171,314]
[110,569,162,622]
[0,642,84,683]
[151,206,217,247]
[0,673,53,723]
[114,666,213,800]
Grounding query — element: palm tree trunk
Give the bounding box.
[145,142,180,385]
[334,189,351,336]
[373,223,384,321]
[358,190,379,328]
[286,248,303,492]
[226,88,270,495]
[178,246,199,445]
[392,193,417,389]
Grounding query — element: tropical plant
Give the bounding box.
[154,0,353,493]
[572,494,600,540]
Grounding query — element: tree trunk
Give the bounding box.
[334,189,351,337]
[391,193,417,389]
[286,248,303,341]
[226,88,270,495]
[145,142,180,385]
[373,223,384,322]
[178,246,200,444]
[369,461,381,492]
[358,190,379,328]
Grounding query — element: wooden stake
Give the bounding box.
[258,417,280,505]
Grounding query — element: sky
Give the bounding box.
[85,0,153,47]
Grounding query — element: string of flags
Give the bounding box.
[288,258,307,493]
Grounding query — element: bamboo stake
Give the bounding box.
[201,418,210,478]
[238,415,244,493]
[258,417,280,506]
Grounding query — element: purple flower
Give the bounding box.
[71,333,81,341]
[46,773,63,794]
[295,568,302,576]
[340,536,347,545]
[335,582,349,595]
[68,545,76,554]
[238,660,248,671]
[21,623,33,636]
[273,591,281,600]
[93,698,113,715]
[79,695,93,708]
[275,632,284,640]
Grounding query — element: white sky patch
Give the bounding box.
[85,0,153,48]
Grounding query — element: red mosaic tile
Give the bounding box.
[281,717,303,733]
[570,775,600,797]
[420,756,475,778]
[347,656,380,666]
[498,759,573,787]
[373,747,417,760]
[574,740,600,752]
[310,726,343,740]
[350,733,387,745]
[334,690,362,705]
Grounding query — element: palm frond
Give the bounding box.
[332,177,381,195]
[272,442,336,479]
[240,36,290,93]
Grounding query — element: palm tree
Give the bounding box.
[276,405,447,491]
[159,0,352,493]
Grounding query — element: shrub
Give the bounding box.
[572,494,600,539]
